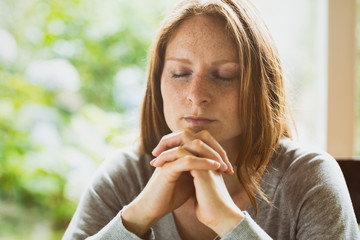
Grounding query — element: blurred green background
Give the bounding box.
[0,0,171,239]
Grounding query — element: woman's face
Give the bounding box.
[160,15,242,146]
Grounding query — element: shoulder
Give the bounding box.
[62,147,156,238]
[270,138,340,180]
[267,138,350,216]
[269,139,359,237]
[100,146,154,181]
[256,140,359,238]
[270,138,345,197]
[90,146,155,205]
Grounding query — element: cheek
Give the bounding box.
[161,80,182,128]
[223,90,240,119]
[161,82,173,111]
[161,80,183,106]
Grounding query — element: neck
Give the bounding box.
[219,135,247,196]
[220,135,242,165]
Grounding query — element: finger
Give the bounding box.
[151,146,188,167]
[162,155,221,173]
[195,130,234,175]
[182,139,228,172]
[153,128,234,175]
[152,140,227,173]
[152,129,194,156]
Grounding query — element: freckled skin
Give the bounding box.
[160,15,242,152]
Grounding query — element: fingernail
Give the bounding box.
[214,162,221,169]
[152,146,159,156]
[150,158,157,166]
[222,163,228,171]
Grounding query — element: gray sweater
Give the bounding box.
[63,139,360,239]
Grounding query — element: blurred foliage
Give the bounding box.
[0,0,172,239]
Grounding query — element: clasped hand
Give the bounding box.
[122,128,244,238]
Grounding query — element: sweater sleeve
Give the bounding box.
[85,209,155,240]
[62,150,155,240]
[221,212,272,240]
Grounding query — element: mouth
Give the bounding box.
[183,116,215,126]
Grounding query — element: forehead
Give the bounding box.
[165,15,238,62]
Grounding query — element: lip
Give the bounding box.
[183,116,215,126]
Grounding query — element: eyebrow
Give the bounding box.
[165,57,192,64]
[165,57,239,66]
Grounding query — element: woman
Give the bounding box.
[63,0,359,239]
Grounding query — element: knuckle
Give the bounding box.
[183,155,193,165]
[199,129,210,138]
[204,158,212,165]
[220,149,228,159]
[214,151,222,161]
[183,128,195,139]
[192,139,203,147]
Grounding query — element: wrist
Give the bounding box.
[212,207,244,237]
[121,202,157,238]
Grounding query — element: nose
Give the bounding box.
[187,74,211,105]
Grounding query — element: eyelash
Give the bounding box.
[171,72,235,82]
[215,75,234,81]
[171,73,191,78]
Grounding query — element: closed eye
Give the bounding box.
[171,73,191,78]
[212,73,235,81]
[209,68,237,81]
[217,76,234,81]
